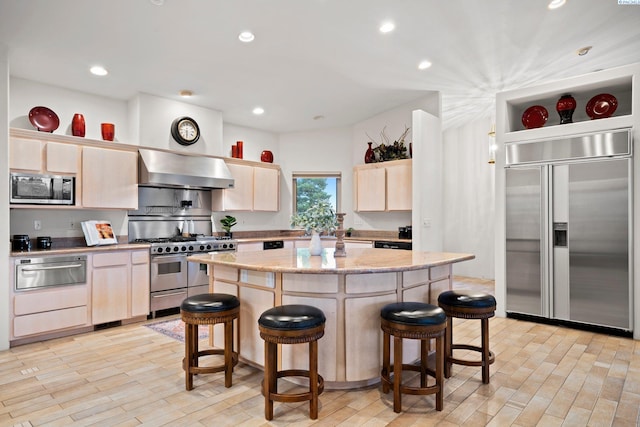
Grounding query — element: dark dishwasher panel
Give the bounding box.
[263,240,284,250]
[374,240,412,250]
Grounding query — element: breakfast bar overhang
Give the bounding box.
[188,247,474,389]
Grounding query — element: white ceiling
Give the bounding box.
[1,0,640,133]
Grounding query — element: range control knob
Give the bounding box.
[206,244,212,250]
[173,246,179,252]
[199,245,205,251]
[166,246,172,253]
[228,243,235,249]
[223,243,228,249]
[156,247,163,253]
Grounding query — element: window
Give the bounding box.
[292,172,341,216]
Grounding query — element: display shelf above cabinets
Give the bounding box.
[499,66,635,144]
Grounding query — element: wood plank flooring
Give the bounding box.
[1,276,639,426]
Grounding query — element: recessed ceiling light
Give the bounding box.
[379,21,395,33]
[418,60,432,70]
[252,107,264,115]
[313,115,325,121]
[577,46,592,56]
[548,0,566,9]
[238,31,255,43]
[179,90,193,97]
[89,65,108,76]
[149,0,164,5]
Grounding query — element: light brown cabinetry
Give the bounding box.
[10,138,80,174]
[91,250,150,325]
[354,159,411,212]
[212,162,280,212]
[82,146,138,209]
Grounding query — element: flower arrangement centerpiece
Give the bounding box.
[366,125,411,162]
[290,200,337,255]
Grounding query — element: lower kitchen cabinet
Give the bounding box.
[91,249,150,325]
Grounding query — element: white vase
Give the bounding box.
[309,231,323,256]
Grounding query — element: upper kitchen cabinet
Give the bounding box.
[212,161,280,212]
[82,146,138,209]
[498,64,637,144]
[10,137,80,174]
[354,159,412,212]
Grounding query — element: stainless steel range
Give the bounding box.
[128,187,237,317]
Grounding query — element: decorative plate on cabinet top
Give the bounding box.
[586,93,617,120]
[521,105,548,129]
[28,106,60,132]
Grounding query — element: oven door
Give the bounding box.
[150,254,187,292]
[187,258,209,296]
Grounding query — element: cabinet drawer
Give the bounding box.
[13,306,88,337]
[93,252,129,267]
[14,285,88,315]
[131,250,149,264]
[346,272,397,294]
[283,273,338,293]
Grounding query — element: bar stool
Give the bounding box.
[437,290,496,384]
[180,293,240,390]
[258,304,326,421]
[380,301,446,413]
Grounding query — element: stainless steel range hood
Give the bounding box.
[138,149,234,190]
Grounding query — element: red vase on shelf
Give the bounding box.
[260,150,273,163]
[364,142,375,163]
[71,113,85,137]
[556,94,576,124]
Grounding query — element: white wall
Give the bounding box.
[1,45,10,350]
[442,117,495,279]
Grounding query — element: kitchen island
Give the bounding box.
[187,247,474,389]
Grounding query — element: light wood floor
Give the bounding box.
[2,277,639,427]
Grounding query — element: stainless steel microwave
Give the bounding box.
[10,173,75,205]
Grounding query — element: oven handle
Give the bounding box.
[20,263,84,272]
[151,255,186,264]
[151,291,187,298]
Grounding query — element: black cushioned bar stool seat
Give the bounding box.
[438,290,496,384]
[258,304,326,421]
[180,293,240,390]
[380,302,447,413]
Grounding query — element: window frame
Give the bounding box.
[291,171,342,216]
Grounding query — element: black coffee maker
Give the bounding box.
[12,234,30,251]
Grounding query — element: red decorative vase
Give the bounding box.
[236,141,243,159]
[260,150,274,163]
[364,142,375,163]
[72,113,85,137]
[556,94,576,124]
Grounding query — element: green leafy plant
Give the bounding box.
[290,200,337,234]
[220,215,237,233]
[346,227,354,237]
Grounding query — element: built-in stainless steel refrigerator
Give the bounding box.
[505,129,633,332]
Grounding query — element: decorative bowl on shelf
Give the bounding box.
[521,105,548,129]
[586,93,617,120]
[28,106,59,132]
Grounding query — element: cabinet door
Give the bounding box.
[213,163,253,211]
[92,265,129,324]
[355,167,386,211]
[386,161,412,211]
[82,147,138,209]
[253,166,279,211]
[46,142,79,174]
[10,138,43,171]
[131,251,150,317]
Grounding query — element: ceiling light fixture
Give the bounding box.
[548,0,566,9]
[577,46,592,56]
[418,60,432,70]
[313,115,325,121]
[238,31,255,43]
[252,107,264,115]
[149,0,164,5]
[379,21,395,33]
[179,90,193,98]
[89,65,108,76]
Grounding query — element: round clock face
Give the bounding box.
[171,116,200,145]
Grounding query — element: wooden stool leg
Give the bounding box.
[393,335,403,413]
[481,318,490,384]
[309,339,319,419]
[264,341,276,420]
[224,320,233,388]
[420,339,428,388]
[435,334,444,411]
[382,331,390,393]
[444,317,453,378]
[185,323,194,391]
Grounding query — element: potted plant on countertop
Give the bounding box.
[290,200,338,256]
[220,215,237,238]
[346,227,354,238]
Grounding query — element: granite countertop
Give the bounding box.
[188,248,473,274]
[10,243,150,258]
[236,236,411,244]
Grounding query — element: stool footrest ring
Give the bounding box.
[183,349,239,375]
[449,344,495,367]
[261,369,325,403]
[381,364,439,396]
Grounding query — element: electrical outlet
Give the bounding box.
[422,218,431,227]
[34,220,42,230]
[69,220,76,229]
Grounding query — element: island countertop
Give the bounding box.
[187,247,474,274]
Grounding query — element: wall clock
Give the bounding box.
[171,116,200,145]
